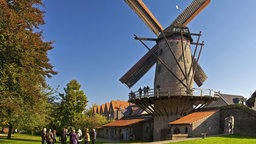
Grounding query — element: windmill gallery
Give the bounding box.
[93,0,256,142]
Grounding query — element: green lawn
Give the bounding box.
[0,134,106,144]
[172,135,256,144]
[0,134,256,144]
[0,134,43,144]
[0,134,119,144]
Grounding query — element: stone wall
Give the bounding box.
[133,121,153,141]
[154,115,180,141]
[220,105,256,136]
[191,111,220,137]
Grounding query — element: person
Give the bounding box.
[70,129,78,144]
[68,128,73,144]
[91,129,96,144]
[60,128,67,144]
[143,86,147,96]
[52,129,57,144]
[84,128,90,144]
[41,128,47,144]
[138,87,142,97]
[146,86,150,95]
[129,91,135,99]
[77,129,83,144]
[46,129,54,144]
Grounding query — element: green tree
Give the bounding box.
[73,105,108,130]
[74,113,108,130]
[0,0,56,138]
[59,80,88,127]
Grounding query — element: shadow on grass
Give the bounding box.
[218,134,256,140]
[12,138,41,142]
[0,137,41,142]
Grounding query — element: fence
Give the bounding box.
[129,87,220,100]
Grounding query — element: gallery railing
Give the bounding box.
[128,87,220,100]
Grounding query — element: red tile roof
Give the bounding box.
[169,110,218,125]
[100,104,105,113]
[93,106,97,113]
[103,118,145,127]
[110,100,130,110]
[104,102,110,113]
[97,106,101,113]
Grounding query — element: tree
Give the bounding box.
[73,113,108,130]
[59,80,88,127]
[0,0,56,138]
[73,106,109,130]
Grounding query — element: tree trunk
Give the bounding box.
[7,123,13,139]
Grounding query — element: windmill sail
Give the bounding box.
[171,0,211,26]
[124,0,163,36]
[120,45,158,88]
[120,43,206,88]
[193,61,207,86]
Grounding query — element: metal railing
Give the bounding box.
[128,87,220,100]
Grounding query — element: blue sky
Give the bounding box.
[42,0,256,106]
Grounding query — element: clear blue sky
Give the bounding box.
[41,0,256,106]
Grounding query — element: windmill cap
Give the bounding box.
[157,24,193,43]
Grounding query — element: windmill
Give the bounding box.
[120,0,218,140]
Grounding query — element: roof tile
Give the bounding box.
[169,110,218,125]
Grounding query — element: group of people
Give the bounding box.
[41,128,57,144]
[129,86,151,99]
[41,127,96,144]
[138,86,150,96]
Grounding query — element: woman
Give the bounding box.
[70,129,78,144]
[46,129,53,144]
[77,129,83,144]
[83,128,90,144]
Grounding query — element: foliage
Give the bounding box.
[58,80,88,128]
[73,113,108,130]
[0,0,57,138]
[50,81,109,131]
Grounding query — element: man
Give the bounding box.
[41,128,47,144]
[91,129,96,144]
[60,128,67,144]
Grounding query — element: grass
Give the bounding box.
[0,134,43,144]
[0,134,256,144]
[0,134,107,144]
[171,135,256,144]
